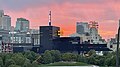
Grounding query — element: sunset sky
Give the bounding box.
[0,0,120,39]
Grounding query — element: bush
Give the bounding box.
[61,53,77,61]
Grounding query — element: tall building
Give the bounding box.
[0,10,11,30]
[71,21,106,44]
[0,15,2,29]
[76,22,90,34]
[2,15,11,30]
[15,18,29,32]
[40,26,60,52]
[89,21,100,44]
[0,10,4,17]
[39,11,60,52]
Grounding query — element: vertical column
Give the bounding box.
[116,20,120,67]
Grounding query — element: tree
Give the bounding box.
[61,53,77,61]
[23,59,32,67]
[87,56,96,64]
[35,55,42,64]
[50,50,61,62]
[76,55,87,63]
[0,53,7,66]
[103,51,110,56]
[41,50,52,64]
[98,56,105,66]
[0,57,3,67]
[23,51,39,63]
[5,59,15,67]
[31,61,39,67]
[88,50,96,56]
[103,52,115,66]
[110,56,116,66]
[11,53,26,66]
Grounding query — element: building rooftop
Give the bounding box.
[17,18,29,21]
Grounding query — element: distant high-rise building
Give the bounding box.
[0,16,2,29]
[0,10,11,30]
[0,10,4,17]
[15,18,29,32]
[76,22,90,34]
[90,27,98,35]
[71,21,105,44]
[2,15,11,30]
[89,21,104,44]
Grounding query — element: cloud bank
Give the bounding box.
[0,0,120,39]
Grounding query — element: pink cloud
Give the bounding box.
[4,1,120,39]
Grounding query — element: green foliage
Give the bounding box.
[23,59,32,67]
[88,50,96,56]
[11,53,26,66]
[0,49,119,67]
[50,50,61,62]
[31,61,39,67]
[103,51,110,56]
[98,56,105,66]
[36,56,42,64]
[87,56,96,64]
[23,51,39,63]
[0,57,3,67]
[104,58,111,66]
[76,55,87,63]
[0,51,40,67]
[5,59,15,67]
[8,65,21,67]
[40,50,61,64]
[61,53,77,61]
[41,50,52,64]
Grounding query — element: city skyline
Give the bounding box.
[0,0,119,39]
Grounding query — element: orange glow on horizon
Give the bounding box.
[4,1,120,39]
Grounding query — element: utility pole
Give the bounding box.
[116,20,120,67]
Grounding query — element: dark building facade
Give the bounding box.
[53,37,80,52]
[39,26,60,52]
[53,37,111,53]
[12,25,111,54]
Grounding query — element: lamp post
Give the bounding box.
[116,20,120,67]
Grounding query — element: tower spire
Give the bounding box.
[49,11,51,26]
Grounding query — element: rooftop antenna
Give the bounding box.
[49,11,51,26]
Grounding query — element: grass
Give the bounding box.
[39,62,90,66]
[39,62,116,67]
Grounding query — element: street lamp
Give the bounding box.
[116,20,120,67]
